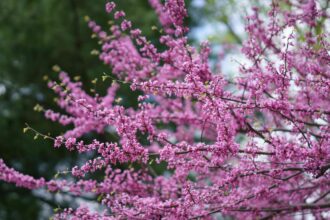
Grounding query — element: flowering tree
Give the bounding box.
[1,0,330,219]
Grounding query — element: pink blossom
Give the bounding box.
[114,11,125,20]
[54,136,64,148]
[105,2,116,14]
[120,19,131,31]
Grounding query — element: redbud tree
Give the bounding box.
[1,0,330,219]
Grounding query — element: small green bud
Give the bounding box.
[84,15,90,22]
[53,207,61,213]
[23,127,29,133]
[115,97,122,103]
[91,78,98,84]
[97,194,104,202]
[52,65,61,72]
[33,104,44,112]
[102,75,109,82]
[91,50,100,55]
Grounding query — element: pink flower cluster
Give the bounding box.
[1,0,330,219]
